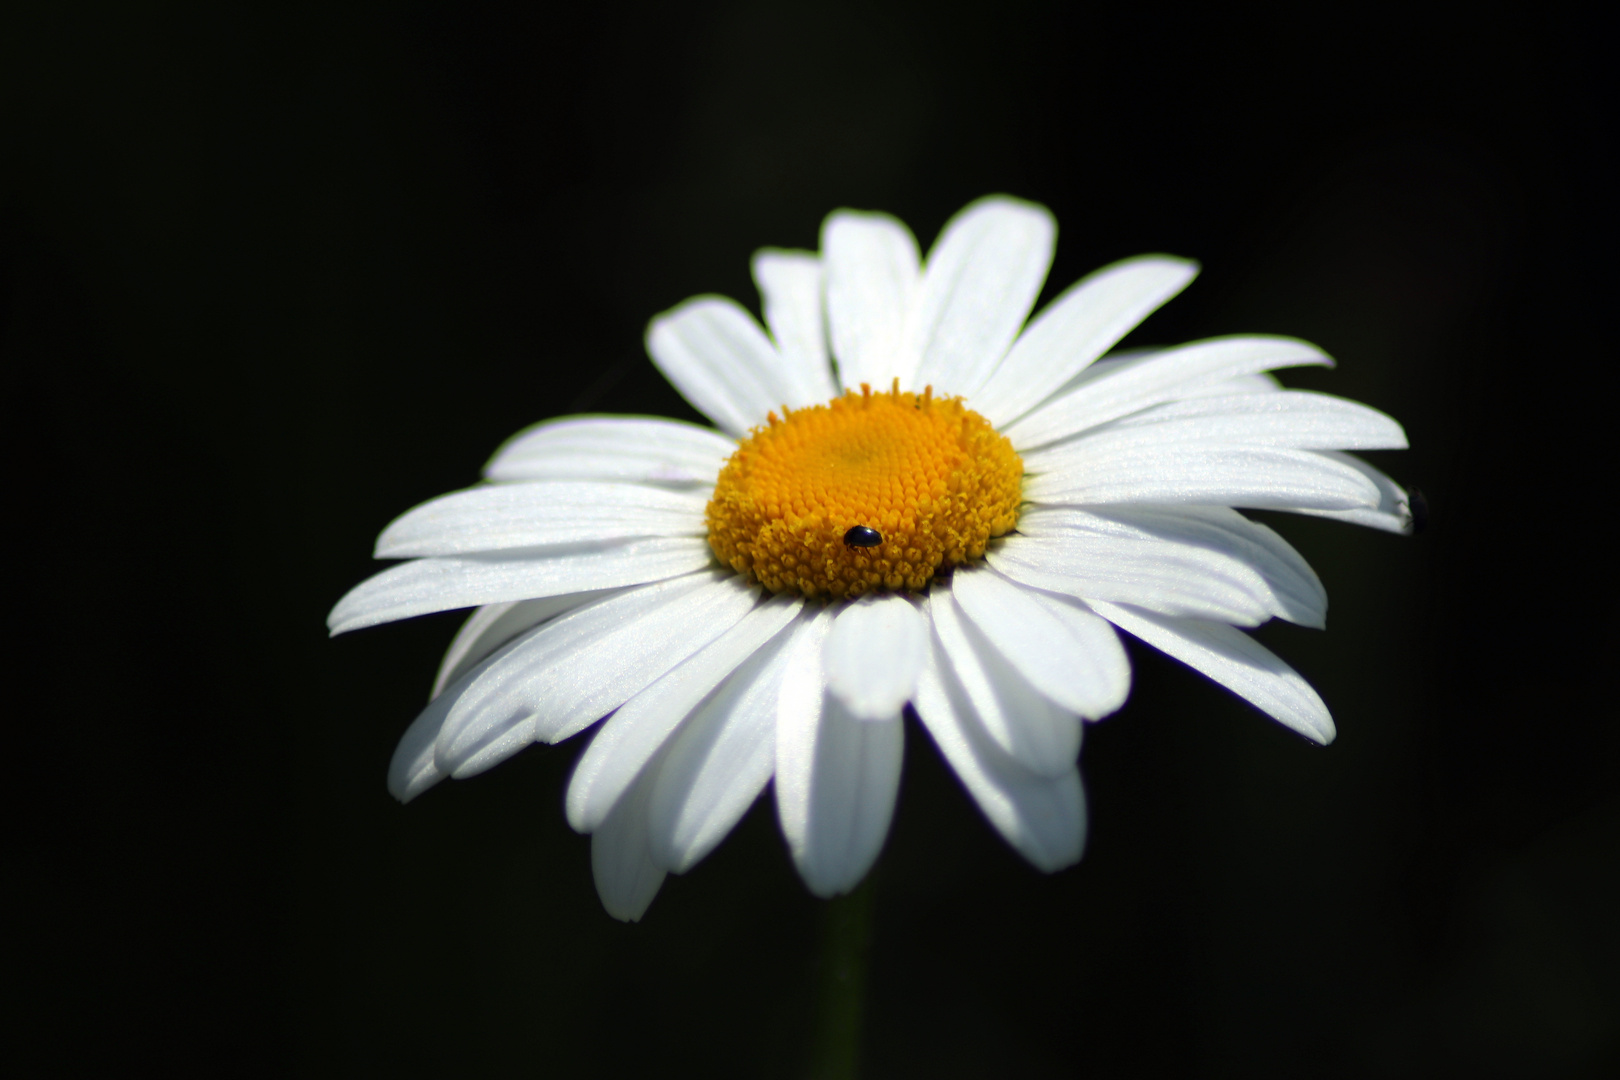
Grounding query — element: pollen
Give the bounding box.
[706,380,1024,598]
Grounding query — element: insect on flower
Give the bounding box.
[843,526,883,548]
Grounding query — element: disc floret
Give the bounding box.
[706,380,1024,598]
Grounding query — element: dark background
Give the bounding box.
[4,4,1613,1076]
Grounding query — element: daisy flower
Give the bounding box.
[330,195,1411,921]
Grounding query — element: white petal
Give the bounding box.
[1287,451,1416,534]
[951,568,1131,719]
[822,593,927,720]
[484,415,735,487]
[388,683,455,802]
[566,594,802,833]
[431,591,621,700]
[822,210,922,392]
[974,255,1199,427]
[775,607,907,894]
[326,537,713,636]
[443,714,537,780]
[991,534,1262,628]
[1056,361,1283,403]
[591,769,666,922]
[1089,600,1335,744]
[646,296,801,438]
[1023,444,1381,511]
[925,583,1081,776]
[1185,371,1284,397]
[646,610,809,873]
[803,703,904,898]
[1059,357,1282,404]
[909,196,1055,399]
[1040,390,1408,452]
[1067,351,1143,377]
[1000,505,1327,627]
[753,249,838,406]
[375,481,708,558]
[912,631,1085,871]
[1005,335,1334,451]
[434,572,757,777]
[776,677,904,898]
[391,636,532,800]
[771,609,835,857]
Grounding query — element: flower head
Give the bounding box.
[330,195,1412,920]
[707,381,1024,596]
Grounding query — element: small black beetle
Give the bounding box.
[843,525,883,548]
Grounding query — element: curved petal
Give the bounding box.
[925,583,1081,777]
[646,296,800,437]
[566,594,802,833]
[388,679,458,803]
[647,609,809,873]
[484,415,735,487]
[431,590,621,700]
[591,768,666,922]
[441,713,538,781]
[1090,600,1335,744]
[776,606,905,896]
[375,481,708,557]
[1035,390,1408,453]
[1188,371,1284,397]
[1051,355,1285,405]
[1023,445,1381,511]
[909,196,1055,399]
[326,537,713,635]
[772,607,835,852]
[975,255,1198,428]
[391,632,542,799]
[1002,505,1327,628]
[1005,335,1334,451]
[433,572,757,777]
[778,690,904,899]
[951,568,1131,719]
[822,209,921,392]
[388,660,495,803]
[989,533,1263,627]
[913,630,1086,871]
[1286,452,1417,535]
[753,249,838,406]
[823,593,928,720]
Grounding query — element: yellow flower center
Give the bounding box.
[706,380,1024,598]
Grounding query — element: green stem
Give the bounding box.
[810,876,874,1079]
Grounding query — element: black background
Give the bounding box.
[5,4,1613,1077]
